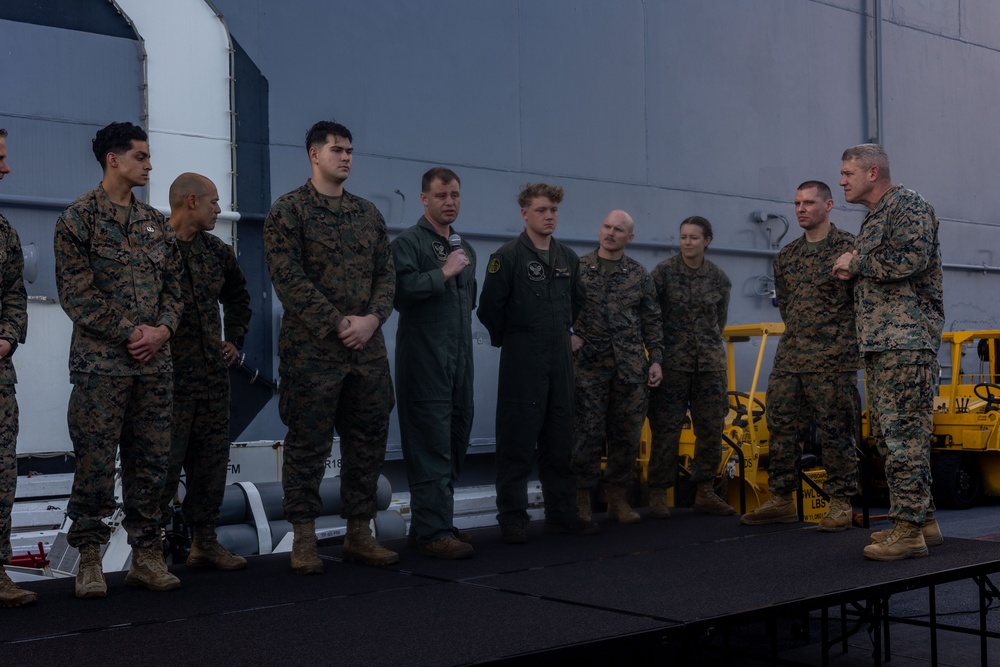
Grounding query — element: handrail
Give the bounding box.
[722,432,747,515]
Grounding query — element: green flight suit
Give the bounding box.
[477,232,584,527]
[392,217,477,545]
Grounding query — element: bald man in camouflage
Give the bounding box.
[160,173,250,572]
[571,210,662,524]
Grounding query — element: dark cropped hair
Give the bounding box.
[0,128,6,137]
[680,215,713,241]
[305,120,353,151]
[422,167,461,192]
[796,180,833,201]
[518,182,564,208]
[92,122,147,169]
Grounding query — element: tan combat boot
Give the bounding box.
[342,517,400,566]
[187,524,247,570]
[863,521,929,561]
[576,489,593,523]
[407,525,472,549]
[692,481,737,516]
[870,513,944,547]
[290,521,323,574]
[817,497,853,532]
[605,486,640,524]
[125,545,181,591]
[741,493,797,525]
[75,543,107,599]
[648,488,671,519]
[0,564,37,607]
[419,536,474,559]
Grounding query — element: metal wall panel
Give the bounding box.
[517,0,647,182]
[204,0,1000,448]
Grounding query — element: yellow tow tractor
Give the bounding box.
[624,326,1000,519]
[919,330,1000,509]
[632,322,839,522]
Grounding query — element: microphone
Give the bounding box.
[449,233,465,287]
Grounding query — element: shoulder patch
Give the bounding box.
[488,257,501,274]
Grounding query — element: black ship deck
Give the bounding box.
[4,510,1000,666]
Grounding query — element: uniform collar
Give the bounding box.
[94,183,137,225]
[183,230,208,254]
[869,184,904,218]
[304,179,359,214]
[585,248,627,273]
[417,216,454,241]
[518,230,557,263]
[674,253,710,274]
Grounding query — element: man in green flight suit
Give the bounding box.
[477,183,599,544]
[392,167,476,560]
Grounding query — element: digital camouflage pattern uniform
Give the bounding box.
[847,185,943,525]
[647,254,731,488]
[264,181,395,523]
[571,251,663,490]
[477,232,584,528]
[391,217,476,546]
[0,214,26,565]
[767,225,859,497]
[55,185,183,549]
[159,231,251,528]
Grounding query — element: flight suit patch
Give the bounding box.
[528,261,546,281]
[488,258,501,274]
[432,241,447,261]
[553,267,570,278]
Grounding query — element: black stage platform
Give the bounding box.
[4,511,1000,666]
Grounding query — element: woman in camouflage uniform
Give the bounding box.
[646,217,736,517]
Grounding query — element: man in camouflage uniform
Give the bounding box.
[264,121,397,574]
[741,181,860,531]
[392,168,476,560]
[55,122,183,597]
[159,173,251,571]
[834,144,944,561]
[0,128,35,607]
[478,183,599,544]
[570,210,662,524]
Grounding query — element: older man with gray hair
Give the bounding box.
[833,143,944,561]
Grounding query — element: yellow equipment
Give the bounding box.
[919,330,1000,508]
[625,326,1000,518]
[632,323,835,522]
